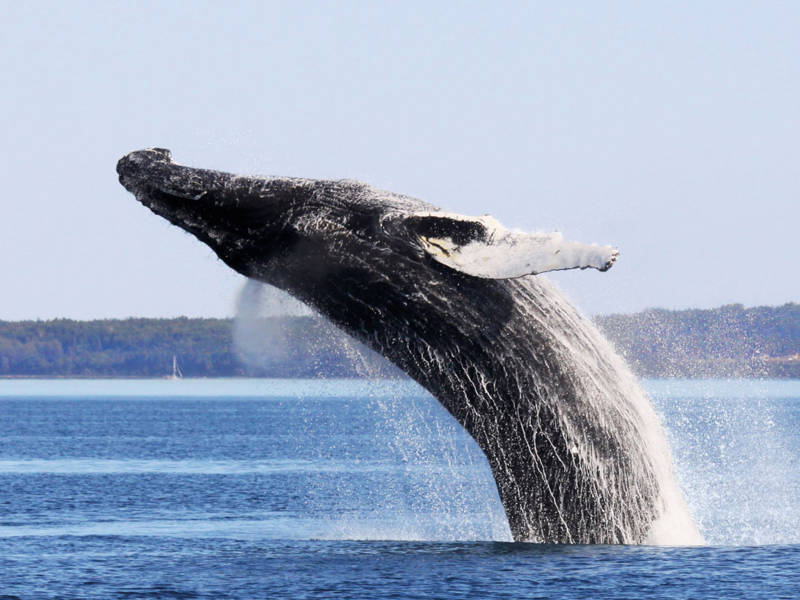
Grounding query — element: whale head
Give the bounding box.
[117,148,338,281]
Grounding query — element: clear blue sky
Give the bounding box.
[1,1,798,320]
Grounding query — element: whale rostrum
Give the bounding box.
[117,148,701,544]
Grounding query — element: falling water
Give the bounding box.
[475,275,703,544]
[233,280,512,541]
[233,278,703,545]
[650,379,800,545]
[232,279,312,372]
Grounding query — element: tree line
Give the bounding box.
[595,303,800,378]
[0,316,397,378]
[1,303,799,378]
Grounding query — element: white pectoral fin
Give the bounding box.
[409,212,618,279]
[518,233,619,275]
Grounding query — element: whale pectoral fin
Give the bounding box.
[406,212,618,279]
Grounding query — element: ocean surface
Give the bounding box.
[1,378,798,599]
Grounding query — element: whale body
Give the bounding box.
[117,148,700,544]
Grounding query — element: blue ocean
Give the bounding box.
[1,378,798,599]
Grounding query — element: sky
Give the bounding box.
[1,1,798,320]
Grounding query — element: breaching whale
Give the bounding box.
[117,148,700,544]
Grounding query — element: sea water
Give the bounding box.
[0,379,798,598]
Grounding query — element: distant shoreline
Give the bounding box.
[2,303,799,379]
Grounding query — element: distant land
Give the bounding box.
[1,303,798,379]
[595,303,800,378]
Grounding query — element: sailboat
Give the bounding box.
[165,355,183,380]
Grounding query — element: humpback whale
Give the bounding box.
[117,148,700,545]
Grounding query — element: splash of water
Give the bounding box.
[233,278,703,545]
[233,279,311,372]
[233,279,511,541]
[651,379,800,545]
[496,277,703,544]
